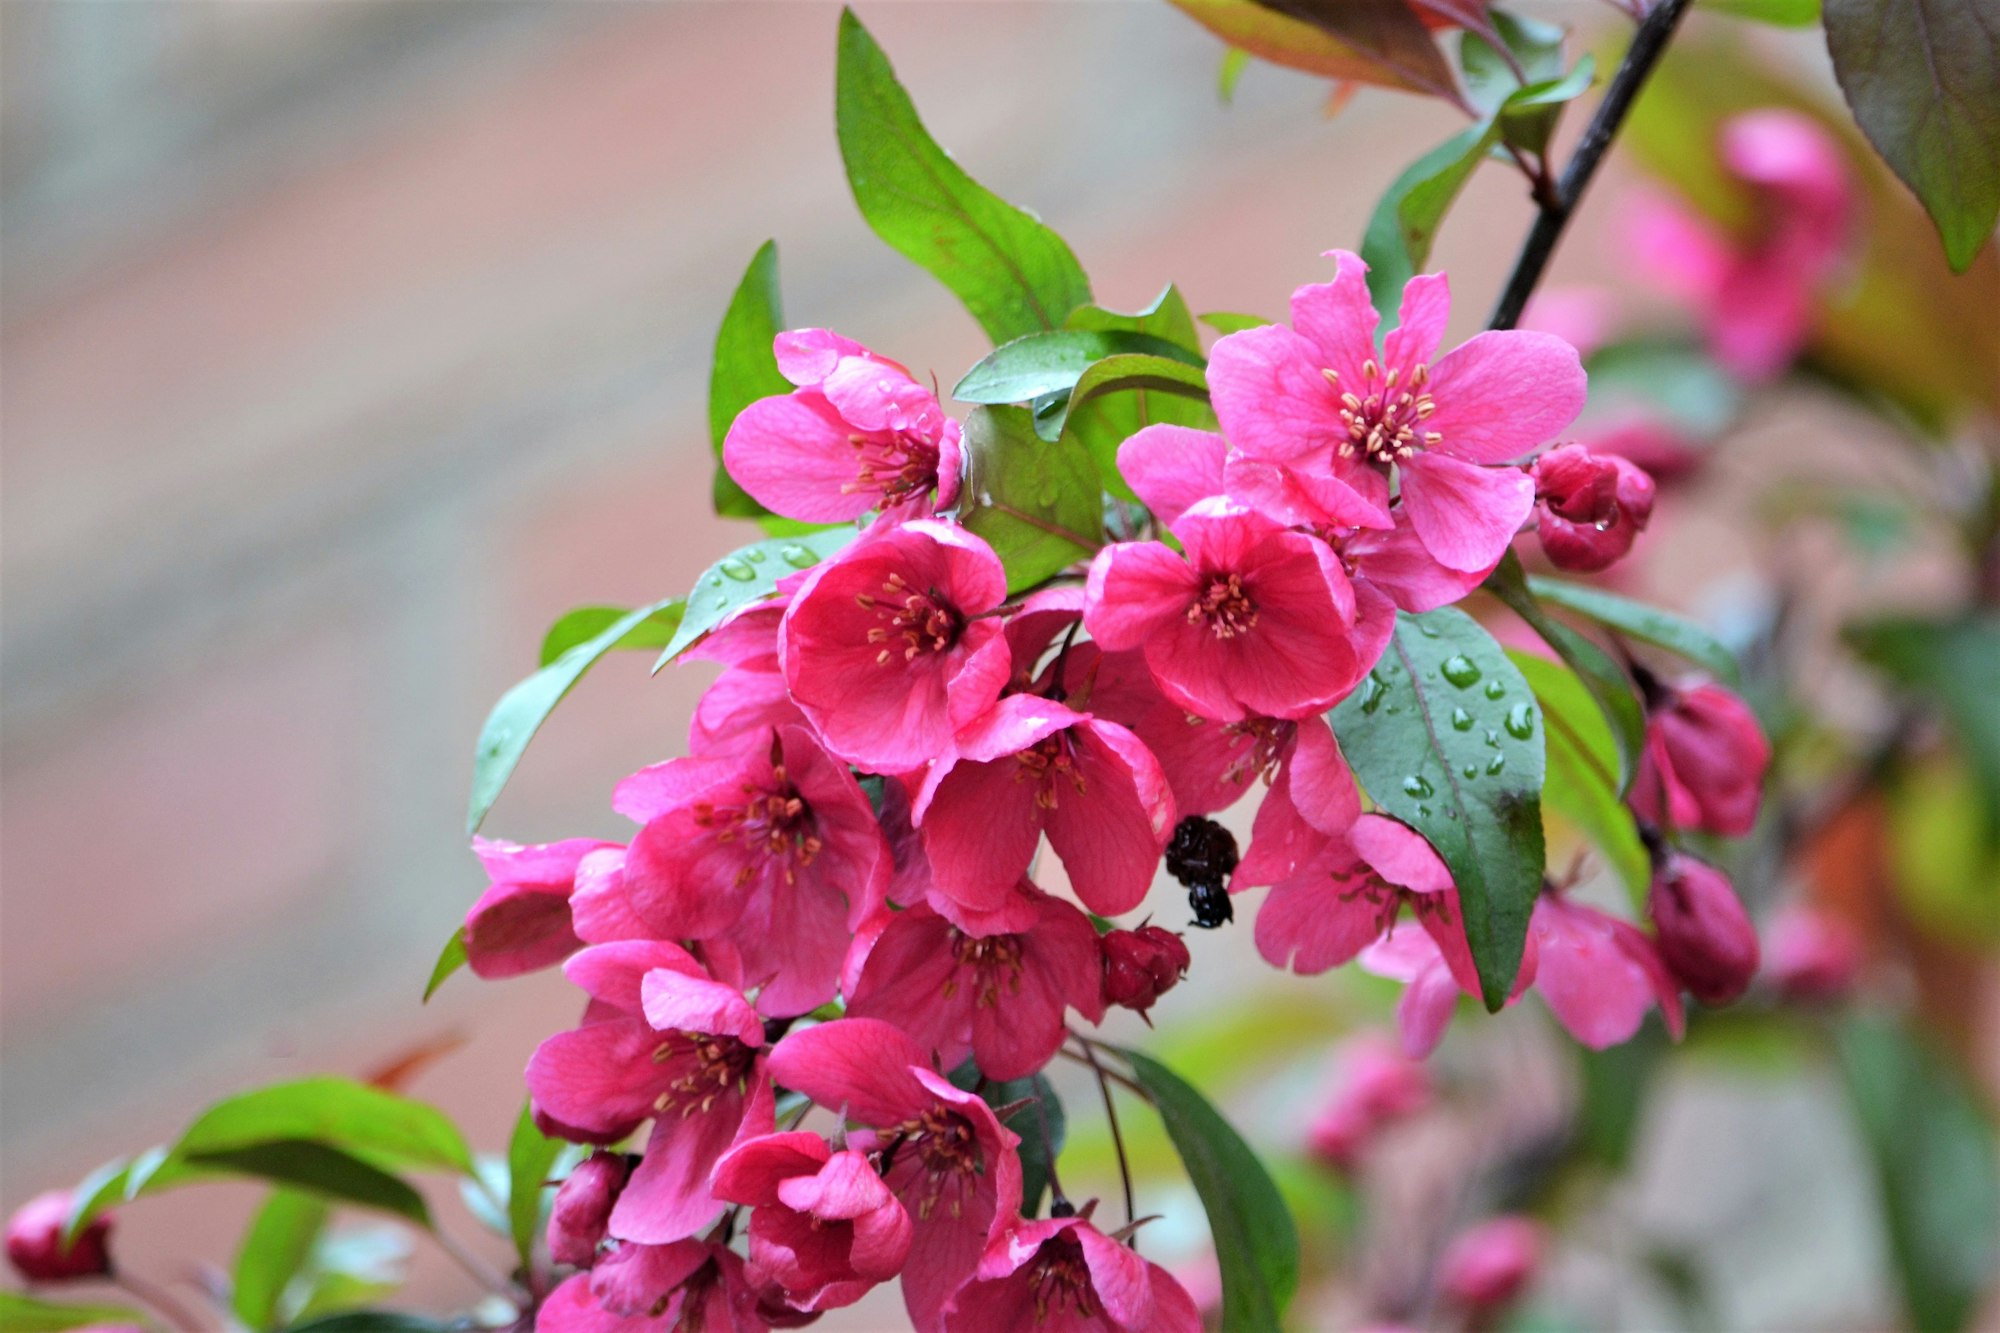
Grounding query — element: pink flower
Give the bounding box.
[1648,853,1759,1005]
[1099,924,1192,1018]
[768,1018,1023,1332]
[1085,498,1389,722]
[1529,893,1684,1049]
[723,329,962,522]
[1305,1033,1433,1170]
[525,941,774,1244]
[6,1189,112,1282]
[780,520,1011,772]
[914,694,1173,919]
[943,1215,1204,1333]
[1627,110,1854,380]
[1631,680,1770,838]
[463,836,621,980]
[845,881,1105,1080]
[1359,922,1539,1059]
[712,1133,914,1311]
[1253,814,1479,989]
[1439,1215,1543,1310]
[548,1151,630,1268]
[539,1239,769,1332]
[1767,905,1863,1003]
[620,726,888,1016]
[1207,251,1584,572]
[1531,443,1655,573]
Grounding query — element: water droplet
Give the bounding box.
[1414,619,1440,638]
[706,576,724,589]
[1444,808,1459,821]
[1483,680,1506,699]
[746,548,768,562]
[1450,706,1474,731]
[1504,702,1535,740]
[1486,754,1508,775]
[1402,775,1435,799]
[719,558,757,582]
[1440,655,1481,688]
[1385,704,1401,715]
[779,544,817,568]
[1462,763,1478,779]
[1484,730,1501,748]
[1358,673,1390,715]
[1417,804,1432,818]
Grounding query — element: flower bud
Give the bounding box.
[1305,1034,1432,1170]
[6,1190,112,1283]
[547,1152,630,1268]
[1631,681,1769,837]
[1532,444,1656,573]
[1767,905,1863,1003]
[1440,1215,1543,1311]
[1100,925,1191,1017]
[1648,854,1760,1005]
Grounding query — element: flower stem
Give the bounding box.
[1074,1037,1139,1233]
[1487,0,1694,331]
[113,1272,204,1333]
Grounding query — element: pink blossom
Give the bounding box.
[539,1239,769,1332]
[723,329,962,522]
[1531,443,1655,573]
[548,1151,631,1268]
[1767,905,1864,1003]
[1359,921,1540,1059]
[713,1132,914,1311]
[1439,1215,1543,1310]
[1530,893,1684,1049]
[1230,716,1364,889]
[780,520,1010,772]
[1631,680,1770,838]
[6,1189,112,1282]
[914,694,1173,919]
[845,880,1105,1080]
[1305,1033,1433,1170]
[768,1018,1023,1332]
[943,1215,1203,1333]
[524,941,774,1244]
[620,726,888,1016]
[1648,853,1759,1005]
[1100,923,1192,1018]
[1521,286,1618,358]
[1207,251,1584,572]
[1085,498,1389,722]
[463,836,621,980]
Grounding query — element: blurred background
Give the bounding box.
[3,2,1994,1329]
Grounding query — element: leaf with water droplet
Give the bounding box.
[1441,655,1481,688]
[1505,702,1536,740]
[959,406,1102,593]
[655,528,857,671]
[1451,706,1474,731]
[1329,607,1546,1008]
[718,558,758,582]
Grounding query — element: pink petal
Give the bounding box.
[1382,270,1452,375]
[712,1131,828,1207]
[611,754,741,824]
[1349,815,1453,895]
[1207,322,1349,466]
[1344,520,1490,613]
[526,1018,670,1134]
[1254,873,1388,974]
[464,878,581,980]
[821,356,944,437]
[774,329,885,387]
[1398,452,1536,574]
[1076,1222,1156,1328]
[1290,250,1381,383]
[918,755,1045,914]
[1044,720,1174,917]
[1117,425,1229,525]
[723,391,881,523]
[1084,542,1199,651]
[766,1019,930,1129]
[563,939,704,1010]
[1422,330,1587,464]
[609,1096,747,1244]
[1286,716,1362,837]
[1530,897,1656,1050]
[1222,453,1393,530]
[639,969,764,1044]
[1144,1261,1207,1333]
[569,848,653,945]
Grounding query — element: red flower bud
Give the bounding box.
[6,1190,112,1283]
[1767,906,1863,1003]
[1440,1215,1543,1310]
[1631,682,1770,837]
[1649,854,1760,1005]
[1100,925,1190,1017]
[1532,443,1656,572]
[547,1151,629,1268]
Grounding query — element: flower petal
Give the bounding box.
[1422,330,1587,464]
[1398,452,1536,574]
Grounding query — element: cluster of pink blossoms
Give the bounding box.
[464,255,1770,1331]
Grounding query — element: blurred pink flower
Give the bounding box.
[1531,442,1655,573]
[1306,1032,1434,1169]
[1767,904,1865,1002]
[1439,1214,1544,1310]
[1531,893,1685,1049]
[6,1189,112,1283]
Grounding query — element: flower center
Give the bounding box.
[844,430,940,503]
[1189,573,1257,638]
[651,1033,756,1117]
[892,1103,982,1220]
[946,930,1026,1008]
[1027,1234,1099,1323]
[1015,734,1088,809]
[693,762,822,885]
[855,572,962,664]
[1325,359,1439,464]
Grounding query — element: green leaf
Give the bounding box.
[178,1078,475,1176]
[1704,0,1821,23]
[1054,355,1215,500]
[1837,1012,2000,1332]
[1574,1023,1668,1169]
[468,595,685,834]
[953,330,1202,405]
[1171,0,1459,95]
[539,603,685,667]
[234,1190,331,1330]
[0,1293,151,1333]
[64,1146,180,1243]
[1510,650,1651,901]
[958,405,1102,592]
[506,1099,564,1270]
[997,1076,1066,1218]
[421,927,467,1004]
[1218,46,1250,101]
[187,1142,431,1227]
[1527,575,1741,685]
[709,240,794,523]
[1330,608,1547,1006]
[1824,0,2000,270]
[653,529,856,671]
[1121,1049,1299,1332]
[1460,12,1591,157]
[286,1225,412,1324]
[836,10,1091,343]
[1359,121,1500,321]
[1198,311,1271,336]
[1064,285,1204,355]
[282,1314,450,1333]
[1848,614,2000,840]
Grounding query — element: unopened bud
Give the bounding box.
[1631,681,1770,838]
[547,1152,630,1268]
[1101,925,1191,1016]
[6,1191,112,1283]
[1440,1215,1542,1311]
[1649,854,1760,1005]
[1532,444,1655,573]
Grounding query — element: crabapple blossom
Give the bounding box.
[1531,442,1655,573]
[943,1215,1204,1333]
[462,836,620,980]
[1439,1215,1544,1311]
[1648,854,1760,1005]
[724,329,962,521]
[1304,1033,1433,1170]
[711,1132,915,1312]
[6,1190,112,1282]
[539,1238,770,1332]
[1631,679,1770,838]
[1767,905,1864,1002]
[1529,892,1685,1050]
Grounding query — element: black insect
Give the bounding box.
[1166,816,1239,929]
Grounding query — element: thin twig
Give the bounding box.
[114,1273,205,1333]
[1075,1038,1139,1231]
[1487,0,1694,330]
[432,1224,515,1298]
